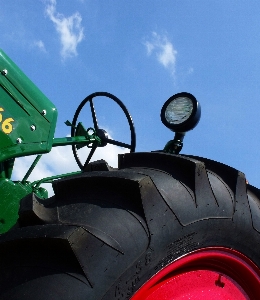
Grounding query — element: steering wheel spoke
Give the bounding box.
[83,142,98,169]
[102,137,132,149]
[71,92,136,170]
[89,98,99,131]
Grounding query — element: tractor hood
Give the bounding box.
[0,49,57,163]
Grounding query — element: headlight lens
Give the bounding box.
[161,92,201,132]
[165,96,193,125]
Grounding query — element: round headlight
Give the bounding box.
[161,92,201,132]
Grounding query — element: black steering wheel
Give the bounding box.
[71,92,136,170]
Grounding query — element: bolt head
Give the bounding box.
[30,125,36,131]
[1,69,7,76]
[41,110,47,116]
[16,138,22,144]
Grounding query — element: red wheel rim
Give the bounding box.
[131,248,260,300]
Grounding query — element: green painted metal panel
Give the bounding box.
[0,49,57,163]
[0,178,32,233]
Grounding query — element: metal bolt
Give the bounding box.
[16,138,22,144]
[215,274,225,288]
[30,125,36,131]
[1,69,7,76]
[41,110,47,116]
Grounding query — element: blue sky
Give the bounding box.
[1,0,260,191]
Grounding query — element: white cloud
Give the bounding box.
[33,40,47,53]
[12,134,129,196]
[145,41,155,55]
[45,0,84,59]
[144,32,177,76]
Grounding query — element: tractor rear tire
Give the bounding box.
[0,152,260,299]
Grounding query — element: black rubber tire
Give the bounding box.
[0,152,260,299]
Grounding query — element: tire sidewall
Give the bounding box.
[106,218,260,299]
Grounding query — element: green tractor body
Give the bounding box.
[0,49,57,163]
[0,49,57,232]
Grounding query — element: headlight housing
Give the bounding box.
[161,92,201,132]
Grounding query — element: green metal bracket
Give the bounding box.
[163,133,185,154]
[21,155,42,183]
[31,171,81,191]
[0,179,32,233]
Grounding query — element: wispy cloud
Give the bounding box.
[144,32,177,77]
[45,0,84,59]
[33,40,47,53]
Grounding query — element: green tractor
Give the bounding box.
[0,49,259,299]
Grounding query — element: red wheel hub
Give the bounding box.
[131,248,260,299]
